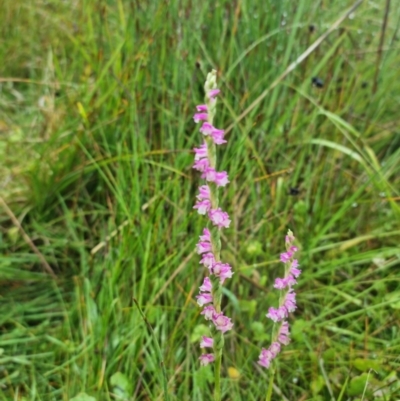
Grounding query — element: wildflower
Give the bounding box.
[266,306,288,322]
[201,305,216,320]
[193,113,208,123]
[192,70,234,373]
[258,348,273,368]
[212,313,234,333]
[199,252,215,268]
[200,336,214,348]
[193,143,208,160]
[199,354,215,366]
[208,89,220,98]
[196,240,212,254]
[259,230,301,368]
[199,277,212,292]
[202,168,229,187]
[193,199,211,215]
[196,293,213,307]
[212,262,234,283]
[196,185,211,200]
[278,321,290,345]
[208,208,231,228]
[193,158,210,172]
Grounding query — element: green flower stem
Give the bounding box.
[265,365,276,401]
[214,348,223,401]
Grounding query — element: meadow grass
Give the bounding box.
[1,0,400,400]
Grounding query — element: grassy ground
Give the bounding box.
[1,0,400,400]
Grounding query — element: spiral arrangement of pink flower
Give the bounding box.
[259,229,302,401]
[192,70,233,401]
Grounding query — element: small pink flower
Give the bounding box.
[193,143,208,160]
[273,277,288,290]
[199,122,214,136]
[210,128,227,145]
[199,252,215,268]
[202,168,229,187]
[199,277,212,292]
[284,291,297,313]
[196,105,208,112]
[196,293,213,307]
[280,252,292,263]
[201,305,216,320]
[290,261,301,277]
[212,262,233,283]
[208,89,220,98]
[208,208,231,228]
[196,185,210,200]
[212,313,233,333]
[266,306,287,322]
[193,113,208,123]
[199,228,211,243]
[200,336,214,348]
[269,342,281,358]
[199,353,215,366]
[193,158,210,172]
[196,241,212,254]
[209,208,231,228]
[290,246,298,253]
[258,348,273,368]
[193,199,211,215]
[278,321,290,345]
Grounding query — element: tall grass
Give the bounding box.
[1,0,399,400]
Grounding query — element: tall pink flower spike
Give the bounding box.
[192,70,234,368]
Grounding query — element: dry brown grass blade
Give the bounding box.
[225,0,364,133]
[0,196,56,278]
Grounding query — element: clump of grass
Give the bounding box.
[1,0,399,400]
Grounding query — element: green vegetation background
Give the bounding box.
[1,0,399,400]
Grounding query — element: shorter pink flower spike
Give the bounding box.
[199,353,215,366]
[196,105,208,112]
[200,336,214,348]
[212,313,233,333]
[201,305,216,320]
[199,277,212,292]
[199,252,215,268]
[196,293,213,307]
[208,89,220,99]
[193,113,208,123]
[209,208,231,228]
